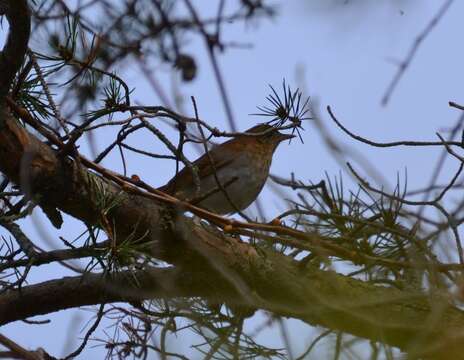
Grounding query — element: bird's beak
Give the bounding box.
[278,132,296,141]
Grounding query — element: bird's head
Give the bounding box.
[244,124,294,149]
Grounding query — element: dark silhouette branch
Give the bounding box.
[0,0,30,99]
[327,105,463,147]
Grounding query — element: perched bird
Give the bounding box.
[159,124,294,214]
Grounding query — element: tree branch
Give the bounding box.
[1,257,464,359]
[0,0,30,99]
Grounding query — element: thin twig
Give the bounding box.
[381,0,454,105]
[328,105,462,147]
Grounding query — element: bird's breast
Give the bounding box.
[177,151,272,214]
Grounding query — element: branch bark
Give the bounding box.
[0,0,30,99]
[1,250,464,359]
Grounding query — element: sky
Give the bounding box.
[1,0,463,358]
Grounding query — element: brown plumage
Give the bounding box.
[159,124,293,214]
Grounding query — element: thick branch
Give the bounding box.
[0,0,30,99]
[1,254,464,359]
[0,266,236,325]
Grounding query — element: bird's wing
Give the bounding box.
[159,145,235,195]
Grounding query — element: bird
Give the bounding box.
[159,123,294,215]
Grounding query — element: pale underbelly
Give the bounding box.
[177,161,267,214]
